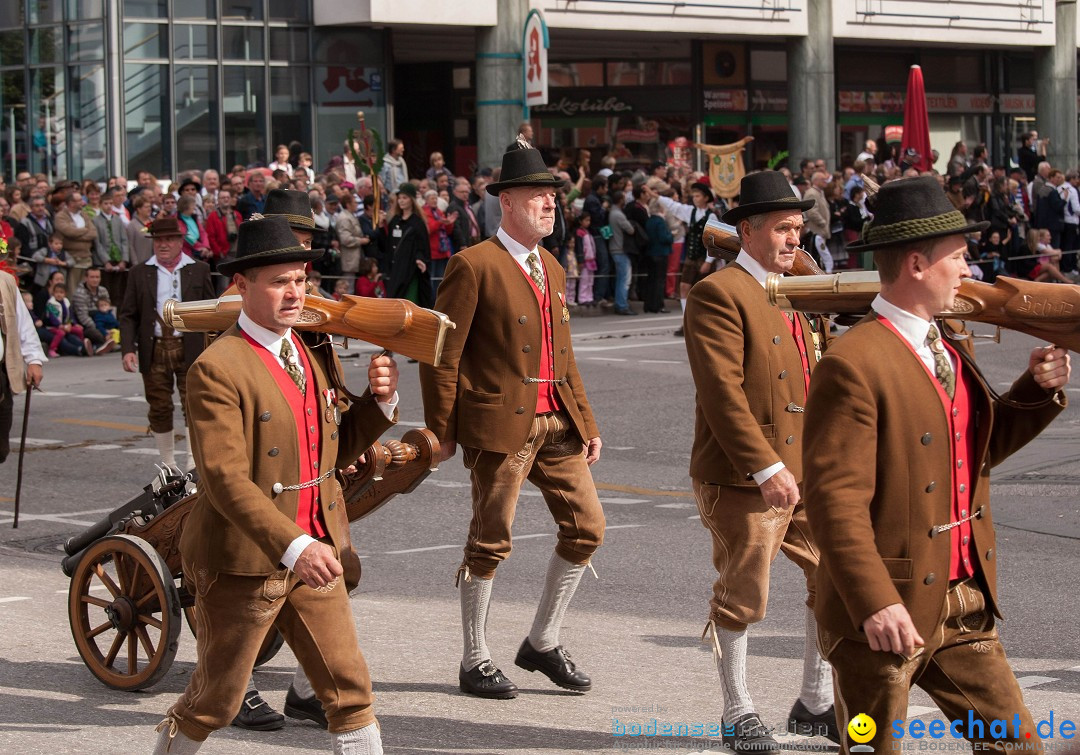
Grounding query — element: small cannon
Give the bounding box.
[63,429,440,691]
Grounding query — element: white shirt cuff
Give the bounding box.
[281,534,318,570]
[752,462,785,486]
[704,255,716,264]
[375,390,399,419]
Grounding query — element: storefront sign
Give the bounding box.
[532,96,633,117]
[926,92,994,113]
[884,125,904,143]
[316,66,383,107]
[616,121,659,142]
[1000,93,1035,114]
[749,88,787,112]
[523,10,549,108]
[839,90,903,113]
[704,89,748,112]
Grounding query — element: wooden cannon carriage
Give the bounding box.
[62,429,439,691]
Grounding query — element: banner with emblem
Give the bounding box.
[694,136,754,200]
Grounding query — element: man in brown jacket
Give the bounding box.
[684,171,837,753]
[420,145,604,699]
[153,215,398,754]
[804,176,1070,754]
[54,189,99,289]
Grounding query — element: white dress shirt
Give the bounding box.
[872,294,957,376]
[1,290,48,367]
[147,253,196,337]
[734,250,786,485]
[497,226,545,280]
[237,309,399,570]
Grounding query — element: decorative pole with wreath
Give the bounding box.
[347,110,385,228]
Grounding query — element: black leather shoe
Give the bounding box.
[459,660,518,699]
[788,700,841,743]
[614,308,638,316]
[231,690,285,731]
[723,712,781,754]
[674,326,684,337]
[514,638,591,692]
[284,685,328,730]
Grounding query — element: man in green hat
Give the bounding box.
[804,175,1070,753]
[152,215,399,755]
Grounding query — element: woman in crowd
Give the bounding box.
[421,189,457,298]
[176,195,211,260]
[125,194,155,265]
[643,198,672,313]
[979,228,1008,283]
[385,183,432,308]
[825,179,848,269]
[1027,227,1074,284]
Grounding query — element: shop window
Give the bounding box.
[0,2,25,29]
[223,65,265,169]
[270,66,310,164]
[0,70,27,176]
[548,62,602,88]
[313,28,382,65]
[29,65,66,178]
[29,26,62,64]
[123,21,167,59]
[28,0,63,25]
[269,28,306,62]
[1002,53,1034,93]
[175,64,219,173]
[835,49,913,88]
[68,62,107,180]
[605,60,690,87]
[920,52,983,91]
[122,0,166,19]
[222,26,263,60]
[68,22,104,61]
[0,29,25,66]
[750,49,786,83]
[174,0,216,20]
[124,62,170,178]
[269,0,309,22]
[222,0,264,22]
[68,0,103,19]
[174,24,216,59]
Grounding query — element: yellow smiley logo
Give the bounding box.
[848,713,877,744]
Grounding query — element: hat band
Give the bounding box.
[234,244,308,264]
[863,210,970,246]
[503,172,557,182]
[266,212,315,228]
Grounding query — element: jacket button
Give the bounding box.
[523,345,531,353]
[306,407,312,415]
[924,573,936,585]
[785,435,795,445]
[925,481,936,492]
[985,548,994,560]
[921,433,932,445]
[259,411,271,422]
[331,431,338,440]
[773,336,781,344]
[778,370,788,380]
[519,315,527,324]
[328,501,336,511]
[515,407,525,414]
[268,447,279,457]
[561,347,567,354]
[928,527,938,539]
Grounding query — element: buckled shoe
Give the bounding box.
[284,684,328,729]
[514,638,591,692]
[788,700,841,743]
[231,689,285,731]
[723,712,781,755]
[459,660,518,699]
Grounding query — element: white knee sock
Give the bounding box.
[244,675,256,695]
[528,553,586,652]
[292,664,315,698]
[708,622,754,723]
[153,716,202,754]
[176,426,195,471]
[799,607,834,714]
[460,575,493,672]
[332,722,383,755]
[153,431,176,468]
[680,298,687,314]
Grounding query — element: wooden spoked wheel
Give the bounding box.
[182,603,286,667]
[68,534,181,690]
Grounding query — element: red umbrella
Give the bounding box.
[900,65,932,172]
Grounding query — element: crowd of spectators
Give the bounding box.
[2,126,1076,360]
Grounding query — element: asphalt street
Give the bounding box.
[0,307,1078,754]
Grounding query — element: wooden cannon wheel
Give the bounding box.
[68,534,181,691]
[181,604,285,668]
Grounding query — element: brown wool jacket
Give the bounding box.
[179,327,395,577]
[419,237,598,454]
[803,316,1064,643]
[684,262,825,486]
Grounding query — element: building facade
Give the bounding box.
[0,0,1076,182]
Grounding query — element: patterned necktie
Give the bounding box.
[527,252,546,294]
[926,323,955,399]
[279,337,306,395]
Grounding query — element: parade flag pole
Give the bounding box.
[12,384,31,529]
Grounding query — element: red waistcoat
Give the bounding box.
[519,259,561,415]
[786,313,812,395]
[879,318,977,580]
[242,329,328,538]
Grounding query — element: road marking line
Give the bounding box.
[656,503,694,509]
[586,357,627,362]
[383,544,460,555]
[0,597,31,604]
[688,515,700,520]
[595,482,691,499]
[9,437,63,446]
[1068,665,1080,672]
[396,420,427,427]
[55,418,147,432]
[0,512,97,526]
[599,497,649,504]
[607,446,635,450]
[574,317,683,339]
[123,396,148,402]
[907,706,936,717]
[604,524,645,530]
[78,393,121,399]
[513,533,551,540]
[640,359,683,364]
[575,339,686,353]
[122,448,162,455]
[64,507,113,516]
[33,391,73,396]
[84,444,123,451]
[1016,675,1058,689]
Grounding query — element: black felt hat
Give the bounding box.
[722,171,814,224]
[262,188,315,231]
[217,215,322,277]
[846,175,988,253]
[486,147,566,196]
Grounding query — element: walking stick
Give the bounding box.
[12,384,31,529]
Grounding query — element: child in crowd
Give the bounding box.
[355,257,386,298]
[33,233,72,287]
[332,278,351,301]
[563,233,579,306]
[91,296,121,344]
[298,152,316,182]
[575,215,596,306]
[44,283,89,357]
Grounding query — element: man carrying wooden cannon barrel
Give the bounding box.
[803,175,1070,754]
[152,215,399,754]
[683,171,838,753]
[420,144,605,699]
